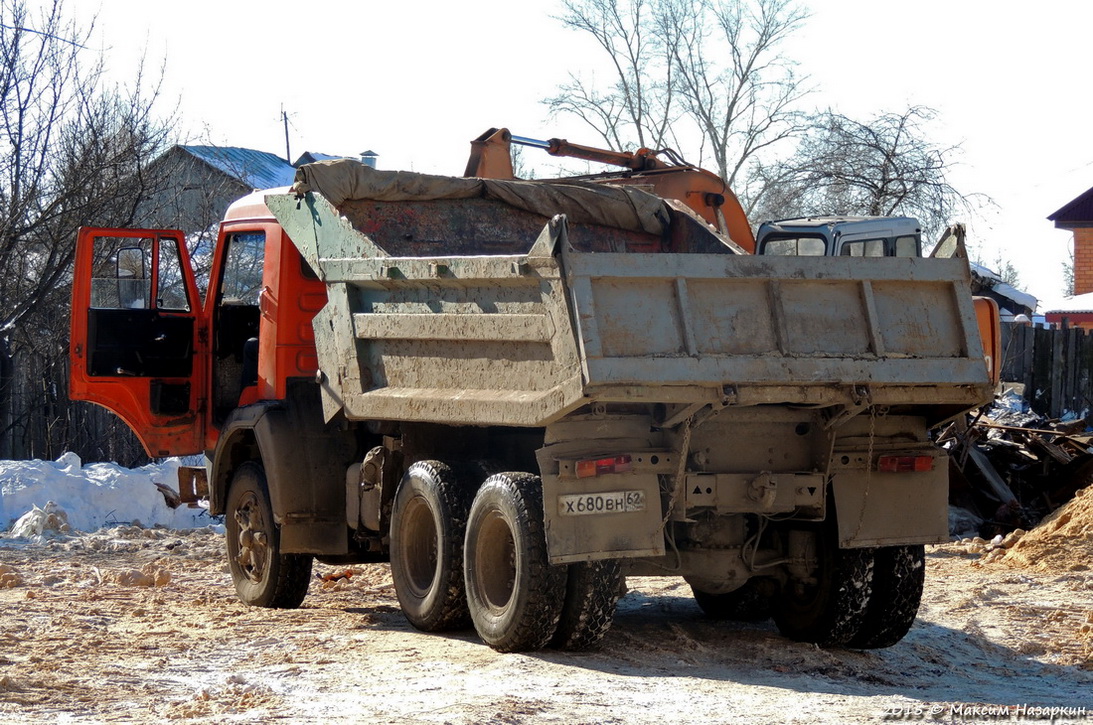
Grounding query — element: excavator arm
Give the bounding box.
[464,127,756,252]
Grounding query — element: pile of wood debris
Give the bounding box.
[941,389,1093,540]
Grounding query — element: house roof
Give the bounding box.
[293,151,341,166]
[180,145,297,190]
[968,261,1038,315]
[1045,291,1093,315]
[1048,184,1093,228]
[293,151,371,167]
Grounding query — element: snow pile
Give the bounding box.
[0,453,215,536]
[10,501,71,537]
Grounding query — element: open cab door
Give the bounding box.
[70,227,207,457]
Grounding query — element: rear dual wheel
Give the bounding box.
[552,559,624,650]
[772,524,925,648]
[464,473,566,652]
[391,466,622,651]
[463,473,623,652]
[847,545,925,648]
[389,461,473,631]
[772,523,874,647]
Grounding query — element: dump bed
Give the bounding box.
[265,162,992,428]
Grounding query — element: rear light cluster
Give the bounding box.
[876,455,934,473]
[576,455,633,478]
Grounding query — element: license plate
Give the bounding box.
[558,490,646,516]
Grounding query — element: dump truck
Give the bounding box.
[69,139,996,653]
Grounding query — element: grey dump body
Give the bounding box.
[265,161,991,571]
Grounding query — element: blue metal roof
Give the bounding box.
[180,145,297,190]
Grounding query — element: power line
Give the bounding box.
[0,23,86,49]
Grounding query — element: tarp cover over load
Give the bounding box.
[290,159,672,237]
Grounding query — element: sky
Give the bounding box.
[69,0,1093,309]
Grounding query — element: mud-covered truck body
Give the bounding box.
[70,160,994,652]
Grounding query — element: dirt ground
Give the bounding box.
[1,505,1092,724]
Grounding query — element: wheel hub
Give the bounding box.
[234,491,269,583]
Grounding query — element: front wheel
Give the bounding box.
[464,473,565,652]
[225,462,312,608]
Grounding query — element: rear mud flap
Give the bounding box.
[540,471,666,564]
[832,458,949,548]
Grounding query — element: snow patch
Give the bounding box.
[0,455,216,534]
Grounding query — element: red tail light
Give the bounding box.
[877,455,934,473]
[576,455,633,478]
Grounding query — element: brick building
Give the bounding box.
[1046,186,1093,327]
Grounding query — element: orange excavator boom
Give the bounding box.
[464,127,756,252]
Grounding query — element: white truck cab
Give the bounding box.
[756,216,922,257]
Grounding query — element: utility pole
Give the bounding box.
[282,105,291,162]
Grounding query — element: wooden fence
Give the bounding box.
[1000,322,1093,418]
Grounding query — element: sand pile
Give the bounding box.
[999,484,1093,572]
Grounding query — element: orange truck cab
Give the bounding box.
[71,189,326,458]
[70,190,352,553]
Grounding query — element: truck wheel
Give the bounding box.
[389,460,472,631]
[551,559,623,650]
[464,473,565,652]
[225,462,312,608]
[846,545,925,648]
[772,526,873,646]
[688,578,773,622]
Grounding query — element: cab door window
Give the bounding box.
[85,233,194,379]
[90,236,193,311]
[220,232,266,303]
[212,231,266,421]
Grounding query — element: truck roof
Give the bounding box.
[223,186,292,223]
[758,216,921,241]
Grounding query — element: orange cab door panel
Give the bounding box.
[70,227,207,457]
[973,296,1002,386]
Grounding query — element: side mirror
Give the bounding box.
[117,246,146,279]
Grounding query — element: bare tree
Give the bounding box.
[0,0,173,461]
[990,255,1022,289]
[752,106,975,237]
[547,0,677,151]
[546,0,809,201]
